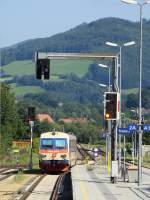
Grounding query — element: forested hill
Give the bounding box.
[1,17,150,88]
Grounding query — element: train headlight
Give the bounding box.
[61,154,67,159]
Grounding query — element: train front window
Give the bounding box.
[41,139,53,149]
[55,139,67,150]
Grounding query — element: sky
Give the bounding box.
[0,0,150,48]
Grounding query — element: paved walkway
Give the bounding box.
[71,163,150,200]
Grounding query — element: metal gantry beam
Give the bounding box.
[36,52,117,60]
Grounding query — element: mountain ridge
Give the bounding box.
[1,17,150,88]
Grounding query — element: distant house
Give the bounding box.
[36,114,54,124]
[59,118,87,124]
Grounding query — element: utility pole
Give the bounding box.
[27,106,35,171]
[29,121,34,170]
[111,58,119,183]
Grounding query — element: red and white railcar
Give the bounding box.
[39,131,77,172]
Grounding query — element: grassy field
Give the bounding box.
[10,83,45,96]
[0,77,13,82]
[2,60,140,97]
[122,88,138,95]
[0,138,39,168]
[50,60,92,77]
[2,60,35,76]
[2,59,91,78]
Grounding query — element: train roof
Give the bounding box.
[40,131,76,140]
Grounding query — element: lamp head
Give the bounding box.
[99,83,107,87]
[124,41,136,46]
[105,42,118,47]
[98,64,109,68]
[121,0,138,5]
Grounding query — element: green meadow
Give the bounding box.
[10,83,45,96]
[2,60,35,76]
[2,60,139,97]
[2,60,91,78]
[2,59,91,96]
[122,88,138,95]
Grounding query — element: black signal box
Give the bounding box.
[104,92,120,120]
[36,59,50,79]
[28,107,35,121]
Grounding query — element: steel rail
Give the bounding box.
[13,174,46,200]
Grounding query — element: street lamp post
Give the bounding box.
[105,40,135,175]
[98,63,111,175]
[121,0,150,187]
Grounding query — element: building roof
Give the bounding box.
[59,118,87,123]
[36,114,54,124]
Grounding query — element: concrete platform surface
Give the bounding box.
[71,164,150,200]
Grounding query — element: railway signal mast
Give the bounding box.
[28,106,35,170]
[104,91,120,182]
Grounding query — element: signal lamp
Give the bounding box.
[36,55,50,79]
[28,106,35,121]
[105,113,110,119]
[104,92,120,120]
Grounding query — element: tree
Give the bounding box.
[0,83,27,149]
[125,93,138,109]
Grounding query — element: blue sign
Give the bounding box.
[118,128,131,135]
[143,124,150,132]
[100,132,109,139]
[127,124,137,132]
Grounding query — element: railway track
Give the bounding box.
[12,172,73,200]
[13,174,46,200]
[77,144,95,161]
[0,168,18,182]
[0,168,10,173]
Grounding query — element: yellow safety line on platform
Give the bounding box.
[76,165,89,200]
[108,151,111,176]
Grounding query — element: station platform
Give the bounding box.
[71,163,150,200]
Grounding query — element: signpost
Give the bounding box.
[143,124,150,132]
[118,128,131,135]
[126,124,150,133]
[100,132,109,139]
[127,124,137,132]
[118,124,150,182]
